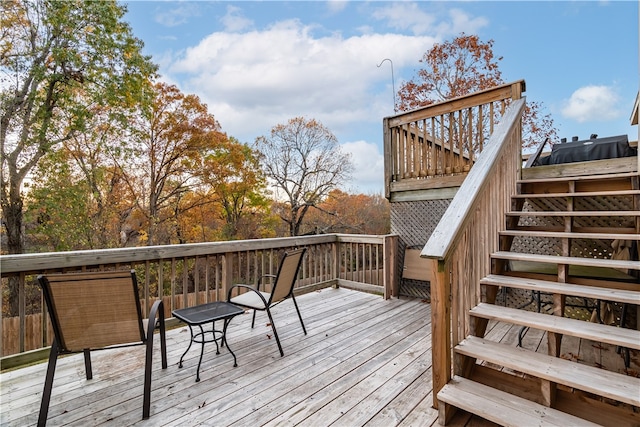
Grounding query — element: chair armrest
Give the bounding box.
[147,300,164,337]
[257,274,277,290]
[227,284,269,306]
[228,283,256,299]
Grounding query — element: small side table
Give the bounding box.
[172,301,244,382]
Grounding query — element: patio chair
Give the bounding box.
[227,248,307,356]
[37,270,167,426]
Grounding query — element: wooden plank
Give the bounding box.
[470,303,640,350]
[499,230,640,240]
[518,170,639,184]
[521,157,637,181]
[506,210,639,217]
[403,249,431,281]
[512,189,640,198]
[455,336,640,406]
[491,251,640,271]
[480,274,640,304]
[437,375,600,427]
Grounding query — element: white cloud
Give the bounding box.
[371,4,488,37]
[154,3,200,27]
[561,85,622,123]
[439,9,489,36]
[167,20,435,143]
[341,140,385,194]
[327,1,348,14]
[372,3,437,36]
[221,5,254,32]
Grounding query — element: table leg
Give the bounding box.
[178,324,195,369]
[212,320,220,355]
[195,324,205,382]
[223,317,238,367]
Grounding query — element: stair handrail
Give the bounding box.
[421,97,526,408]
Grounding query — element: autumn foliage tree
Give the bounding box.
[302,190,390,235]
[123,82,227,245]
[198,136,270,240]
[255,117,353,236]
[1,0,156,315]
[397,33,557,149]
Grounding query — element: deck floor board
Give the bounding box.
[1,288,437,427]
[2,288,633,427]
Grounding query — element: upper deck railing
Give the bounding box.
[1,233,398,362]
[383,80,525,198]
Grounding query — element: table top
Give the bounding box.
[173,301,244,325]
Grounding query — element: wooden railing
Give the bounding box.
[421,98,526,407]
[383,80,525,198]
[0,233,398,361]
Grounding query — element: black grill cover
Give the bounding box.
[537,134,636,165]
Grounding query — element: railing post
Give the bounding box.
[383,117,392,199]
[221,252,234,299]
[332,240,340,288]
[430,258,451,409]
[383,234,398,299]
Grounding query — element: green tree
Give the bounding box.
[1,0,156,315]
[24,150,94,251]
[255,117,353,236]
[200,137,269,240]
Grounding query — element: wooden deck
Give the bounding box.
[2,287,634,427]
[1,288,439,427]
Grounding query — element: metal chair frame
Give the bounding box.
[37,270,167,426]
[227,248,307,356]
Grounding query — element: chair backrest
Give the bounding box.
[38,270,145,352]
[269,248,306,304]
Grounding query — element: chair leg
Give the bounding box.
[144,299,167,419]
[144,332,153,419]
[38,339,60,427]
[251,309,257,328]
[265,308,284,357]
[291,294,307,335]
[83,349,93,380]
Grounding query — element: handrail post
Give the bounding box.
[383,234,398,299]
[383,117,392,199]
[222,252,234,299]
[430,258,450,409]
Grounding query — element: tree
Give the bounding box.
[1,0,156,315]
[123,82,226,245]
[302,190,390,235]
[199,136,269,240]
[255,117,353,236]
[397,33,557,149]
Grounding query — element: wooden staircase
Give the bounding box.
[437,171,640,426]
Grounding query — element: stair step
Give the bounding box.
[455,336,640,407]
[437,375,600,427]
[512,189,640,199]
[506,210,639,217]
[480,274,640,305]
[517,171,639,185]
[470,302,640,350]
[499,230,640,240]
[492,251,640,271]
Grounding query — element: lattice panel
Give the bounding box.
[391,199,451,298]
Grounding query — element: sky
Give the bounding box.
[122,1,639,194]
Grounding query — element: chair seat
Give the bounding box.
[230,289,271,309]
